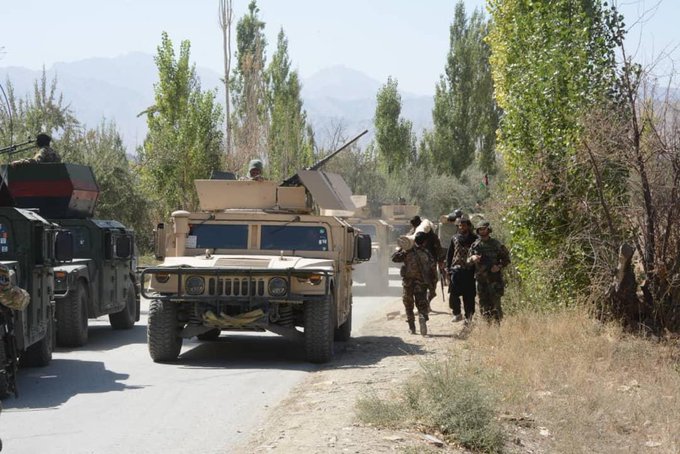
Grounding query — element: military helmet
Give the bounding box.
[414,231,427,245]
[248,159,263,171]
[475,220,492,233]
[36,132,52,147]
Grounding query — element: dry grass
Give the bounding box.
[462,309,680,453]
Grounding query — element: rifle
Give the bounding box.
[0,138,36,158]
[281,129,368,187]
[0,307,19,397]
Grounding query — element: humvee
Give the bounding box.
[141,171,372,364]
[0,201,73,398]
[3,163,139,348]
[348,196,390,293]
[381,204,420,250]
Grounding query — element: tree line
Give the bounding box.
[1,0,678,332]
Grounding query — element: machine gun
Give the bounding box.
[281,129,368,187]
[0,138,36,159]
[0,307,19,397]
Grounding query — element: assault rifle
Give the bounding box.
[281,129,368,187]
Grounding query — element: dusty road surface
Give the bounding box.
[0,279,402,454]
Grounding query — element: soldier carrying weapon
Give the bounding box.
[5,133,61,166]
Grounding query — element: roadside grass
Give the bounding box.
[357,359,505,453]
[466,309,680,453]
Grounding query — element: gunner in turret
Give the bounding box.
[244,159,265,181]
[11,133,61,165]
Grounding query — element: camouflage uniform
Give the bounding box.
[32,146,61,163]
[392,244,435,334]
[468,237,510,322]
[0,265,29,311]
[446,230,478,320]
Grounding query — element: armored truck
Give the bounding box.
[142,171,371,364]
[2,163,139,348]
[0,197,73,398]
[381,204,420,250]
[347,196,390,293]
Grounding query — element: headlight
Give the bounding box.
[296,273,324,285]
[185,276,205,295]
[268,277,288,297]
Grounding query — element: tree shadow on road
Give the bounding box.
[4,359,141,409]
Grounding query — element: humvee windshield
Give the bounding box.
[261,225,329,251]
[187,224,248,249]
[355,224,377,238]
[390,224,411,242]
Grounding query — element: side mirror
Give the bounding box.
[55,231,74,262]
[355,234,372,262]
[115,235,132,259]
[154,223,166,260]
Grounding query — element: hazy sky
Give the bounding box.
[1,0,678,96]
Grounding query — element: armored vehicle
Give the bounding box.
[348,196,390,293]
[0,187,73,398]
[2,163,139,348]
[142,171,371,364]
[381,204,420,250]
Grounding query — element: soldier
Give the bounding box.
[246,159,265,181]
[11,133,61,165]
[409,216,445,306]
[467,221,510,323]
[0,264,29,311]
[392,231,435,336]
[446,216,478,323]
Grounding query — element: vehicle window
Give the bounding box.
[355,224,377,238]
[187,224,248,249]
[261,225,329,251]
[69,226,91,256]
[390,224,411,242]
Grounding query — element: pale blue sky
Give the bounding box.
[1,0,678,95]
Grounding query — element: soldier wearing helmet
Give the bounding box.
[467,220,510,323]
[243,159,265,181]
[11,133,61,166]
[391,231,435,336]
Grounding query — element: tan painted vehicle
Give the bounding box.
[141,171,372,364]
[347,196,391,293]
[381,204,421,251]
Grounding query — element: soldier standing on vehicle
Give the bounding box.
[392,231,435,336]
[446,216,478,324]
[467,221,510,323]
[11,133,61,165]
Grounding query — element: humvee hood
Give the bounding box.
[160,254,334,271]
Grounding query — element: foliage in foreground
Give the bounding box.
[357,360,504,453]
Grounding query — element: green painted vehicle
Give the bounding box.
[3,163,139,349]
[0,201,74,398]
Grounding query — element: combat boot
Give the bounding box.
[408,320,417,335]
[419,315,428,336]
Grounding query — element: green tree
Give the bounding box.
[139,32,223,216]
[487,0,623,298]
[374,77,413,173]
[265,29,314,180]
[230,0,268,171]
[429,2,499,177]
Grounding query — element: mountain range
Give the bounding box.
[0,53,434,152]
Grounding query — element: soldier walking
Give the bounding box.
[468,221,510,323]
[392,232,435,336]
[446,216,478,323]
[408,216,445,307]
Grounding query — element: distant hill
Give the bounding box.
[0,54,434,152]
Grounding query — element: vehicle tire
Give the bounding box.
[109,281,136,330]
[147,300,182,362]
[56,282,89,347]
[304,296,334,364]
[334,299,352,342]
[197,328,220,341]
[21,312,54,368]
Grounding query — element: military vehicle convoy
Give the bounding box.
[2,163,139,348]
[0,174,74,398]
[141,171,371,364]
[348,196,390,293]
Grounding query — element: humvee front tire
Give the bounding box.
[109,281,136,330]
[304,297,334,363]
[56,282,88,347]
[148,300,182,362]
